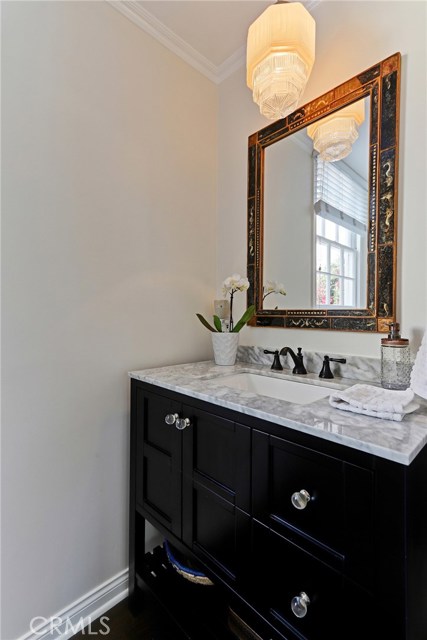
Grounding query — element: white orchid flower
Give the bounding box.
[222,274,249,296]
[263,280,287,299]
[275,282,286,295]
[264,280,277,294]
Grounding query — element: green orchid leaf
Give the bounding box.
[232,305,256,333]
[213,315,223,332]
[196,313,217,332]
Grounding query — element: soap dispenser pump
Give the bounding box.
[380,322,411,390]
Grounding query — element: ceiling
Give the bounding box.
[108,0,320,83]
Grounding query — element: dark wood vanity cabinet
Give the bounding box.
[130,378,427,640]
[132,382,251,588]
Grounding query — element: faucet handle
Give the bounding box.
[295,348,307,375]
[319,356,347,379]
[264,349,283,371]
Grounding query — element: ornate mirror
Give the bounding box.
[247,53,401,332]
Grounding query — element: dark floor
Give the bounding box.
[71,590,189,640]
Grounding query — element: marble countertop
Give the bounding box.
[129,361,427,465]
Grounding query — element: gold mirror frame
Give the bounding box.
[247,52,401,332]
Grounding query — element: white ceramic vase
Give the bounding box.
[211,332,239,366]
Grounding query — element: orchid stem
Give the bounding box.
[229,290,234,332]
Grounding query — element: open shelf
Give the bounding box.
[136,544,237,640]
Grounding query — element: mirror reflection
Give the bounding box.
[263,97,369,311]
[248,52,401,332]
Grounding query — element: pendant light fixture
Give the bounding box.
[307,100,365,162]
[246,1,315,121]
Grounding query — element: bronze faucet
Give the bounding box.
[319,355,347,379]
[264,349,283,370]
[280,347,307,375]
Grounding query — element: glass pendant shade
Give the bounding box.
[307,101,365,162]
[246,2,315,121]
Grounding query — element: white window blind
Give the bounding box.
[314,155,368,235]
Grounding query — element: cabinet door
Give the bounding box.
[184,483,251,585]
[135,387,182,538]
[181,405,251,583]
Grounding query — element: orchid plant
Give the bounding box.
[197,274,255,333]
[263,280,287,309]
[263,280,287,301]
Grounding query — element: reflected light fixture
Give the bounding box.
[246,1,315,121]
[307,101,365,162]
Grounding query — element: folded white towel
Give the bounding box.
[329,384,419,422]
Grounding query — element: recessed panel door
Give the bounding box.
[135,388,182,538]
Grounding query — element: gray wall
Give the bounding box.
[1,2,217,638]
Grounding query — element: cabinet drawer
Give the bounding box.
[252,430,374,572]
[252,523,373,640]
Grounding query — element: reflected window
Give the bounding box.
[314,155,368,308]
[316,217,357,306]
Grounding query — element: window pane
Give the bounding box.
[330,277,341,305]
[324,219,337,241]
[338,225,353,247]
[330,246,342,275]
[317,241,328,272]
[344,249,355,277]
[316,216,324,235]
[316,273,327,305]
[343,278,354,306]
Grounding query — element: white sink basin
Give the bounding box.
[211,373,336,405]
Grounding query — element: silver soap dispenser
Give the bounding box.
[381,322,411,390]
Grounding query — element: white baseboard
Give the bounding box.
[17,569,129,640]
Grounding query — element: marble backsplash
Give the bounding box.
[237,346,381,383]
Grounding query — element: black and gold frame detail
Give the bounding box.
[247,53,401,333]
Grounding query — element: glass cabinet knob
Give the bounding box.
[176,417,191,430]
[291,591,310,618]
[291,489,311,510]
[164,413,179,425]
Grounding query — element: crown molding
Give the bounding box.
[107,0,321,85]
[107,1,220,83]
[216,44,246,84]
